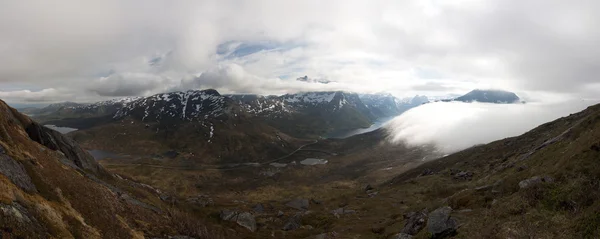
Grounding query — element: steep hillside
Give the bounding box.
[308,103,600,238]
[0,99,232,238]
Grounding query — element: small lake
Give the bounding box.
[87,150,126,160]
[325,116,396,139]
[45,125,78,134]
[300,158,328,166]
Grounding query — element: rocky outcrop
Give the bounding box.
[427,207,458,238]
[24,121,103,174]
[0,151,36,193]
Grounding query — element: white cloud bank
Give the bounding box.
[386,100,599,153]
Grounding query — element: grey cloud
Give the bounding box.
[87,73,172,97]
[1,0,599,103]
[412,82,456,92]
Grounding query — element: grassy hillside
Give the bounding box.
[0,100,234,238]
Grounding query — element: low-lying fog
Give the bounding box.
[386,100,599,154]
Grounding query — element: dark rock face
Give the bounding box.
[427,207,458,238]
[285,198,309,210]
[24,122,102,174]
[0,151,36,193]
[401,210,427,235]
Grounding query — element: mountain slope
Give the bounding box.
[313,103,600,238]
[0,100,229,238]
[70,90,305,163]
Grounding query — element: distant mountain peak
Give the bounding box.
[296,75,333,84]
[454,89,520,104]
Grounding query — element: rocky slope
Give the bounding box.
[0,99,230,238]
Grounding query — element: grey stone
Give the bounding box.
[253,203,264,213]
[286,198,309,210]
[427,206,458,238]
[519,176,554,189]
[331,208,356,218]
[236,212,257,232]
[392,233,413,239]
[315,233,328,239]
[401,210,427,235]
[277,210,284,217]
[220,210,237,221]
[453,171,473,180]
[220,210,257,232]
[283,213,302,231]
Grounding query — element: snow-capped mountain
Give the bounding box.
[35,89,429,138]
[114,89,228,122]
[227,91,376,136]
[360,93,429,117]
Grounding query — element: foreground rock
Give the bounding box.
[427,207,458,238]
[392,233,413,239]
[220,210,257,232]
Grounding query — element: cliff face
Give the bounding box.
[0,100,222,239]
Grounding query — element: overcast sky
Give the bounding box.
[1,0,599,104]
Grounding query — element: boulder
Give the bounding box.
[427,207,458,238]
[392,233,413,239]
[220,210,257,232]
[283,213,302,231]
[400,210,427,235]
[331,208,356,218]
[253,204,265,213]
[453,171,473,180]
[236,212,257,232]
[518,176,554,189]
[286,198,309,210]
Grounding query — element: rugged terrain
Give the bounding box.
[0,99,233,239]
[31,90,426,163]
[96,102,600,238]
